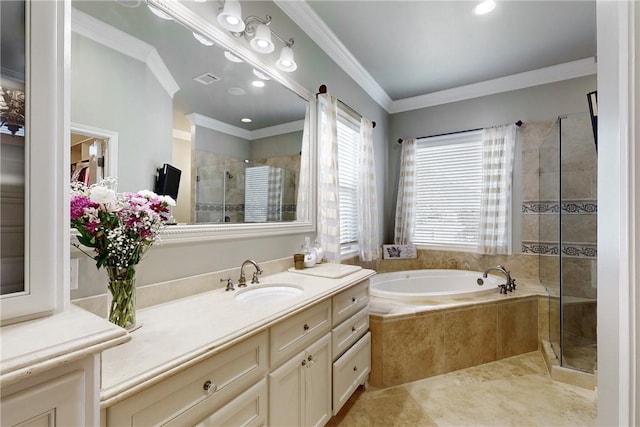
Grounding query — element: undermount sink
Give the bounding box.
[234,284,303,303]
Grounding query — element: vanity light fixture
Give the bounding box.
[249,23,274,53]
[217,0,245,32]
[192,32,214,46]
[217,1,298,72]
[224,51,243,63]
[147,3,173,20]
[251,80,266,88]
[252,69,271,81]
[473,0,496,15]
[276,45,297,72]
[241,118,252,123]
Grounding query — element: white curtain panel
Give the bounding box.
[317,94,341,262]
[295,103,311,222]
[478,124,517,254]
[357,117,380,261]
[394,138,417,244]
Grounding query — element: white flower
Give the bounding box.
[138,190,156,199]
[90,186,117,205]
[161,195,176,206]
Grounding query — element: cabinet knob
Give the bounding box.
[203,380,217,394]
[301,360,307,367]
[351,326,357,333]
[303,323,310,331]
[353,366,358,372]
[351,296,357,303]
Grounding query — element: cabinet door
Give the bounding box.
[304,333,332,427]
[269,350,305,426]
[1,371,85,427]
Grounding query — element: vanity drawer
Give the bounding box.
[192,378,267,427]
[332,280,369,326]
[332,332,371,416]
[270,299,331,369]
[331,307,369,360]
[107,331,268,427]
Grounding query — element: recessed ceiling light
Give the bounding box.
[251,80,265,88]
[252,69,271,81]
[241,118,252,123]
[473,0,496,15]
[224,51,243,63]
[228,87,245,96]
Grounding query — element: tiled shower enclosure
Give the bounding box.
[538,113,597,373]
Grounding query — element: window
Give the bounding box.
[336,111,360,255]
[413,130,484,250]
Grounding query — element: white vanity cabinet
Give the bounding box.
[269,333,332,427]
[268,299,332,426]
[106,331,268,426]
[1,366,89,427]
[330,280,371,415]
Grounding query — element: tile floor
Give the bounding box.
[328,351,596,426]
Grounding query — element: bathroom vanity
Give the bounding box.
[102,268,374,426]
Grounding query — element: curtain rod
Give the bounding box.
[316,84,376,128]
[397,120,523,144]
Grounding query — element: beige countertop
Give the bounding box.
[100,267,376,407]
[0,305,130,388]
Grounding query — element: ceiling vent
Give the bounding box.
[194,72,220,85]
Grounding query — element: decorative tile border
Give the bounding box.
[522,200,597,214]
[522,241,597,258]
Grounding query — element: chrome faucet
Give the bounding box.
[238,259,263,287]
[482,265,516,294]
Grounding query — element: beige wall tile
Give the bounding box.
[381,314,446,387]
[497,298,539,359]
[445,304,497,371]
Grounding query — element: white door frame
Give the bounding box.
[70,123,118,182]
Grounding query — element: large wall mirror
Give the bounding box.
[70,0,314,241]
[0,0,26,296]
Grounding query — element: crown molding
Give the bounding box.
[71,7,179,98]
[274,0,392,111]
[389,57,597,114]
[186,113,303,141]
[276,1,597,114]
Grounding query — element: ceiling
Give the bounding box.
[293,0,596,110]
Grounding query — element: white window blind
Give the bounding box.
[337,112,359,253]
[413,130,483,249]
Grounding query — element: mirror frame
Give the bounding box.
[76,0,316,244]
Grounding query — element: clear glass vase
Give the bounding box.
[106,266,137,330]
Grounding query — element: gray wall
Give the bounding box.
[195,125,251,159]
[71,33,173,193]
[250,130,302,159]
[386,75,597,243]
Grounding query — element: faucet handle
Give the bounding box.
[221,278,235,292]
[251,270,262,284]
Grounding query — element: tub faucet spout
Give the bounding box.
[483,265,516,294]
[238,259,263,287]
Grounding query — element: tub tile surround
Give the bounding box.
[330,352,596,427]
[369,282,541,388]
[99,267,375,406]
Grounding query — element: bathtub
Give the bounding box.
[370,269,502,302]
